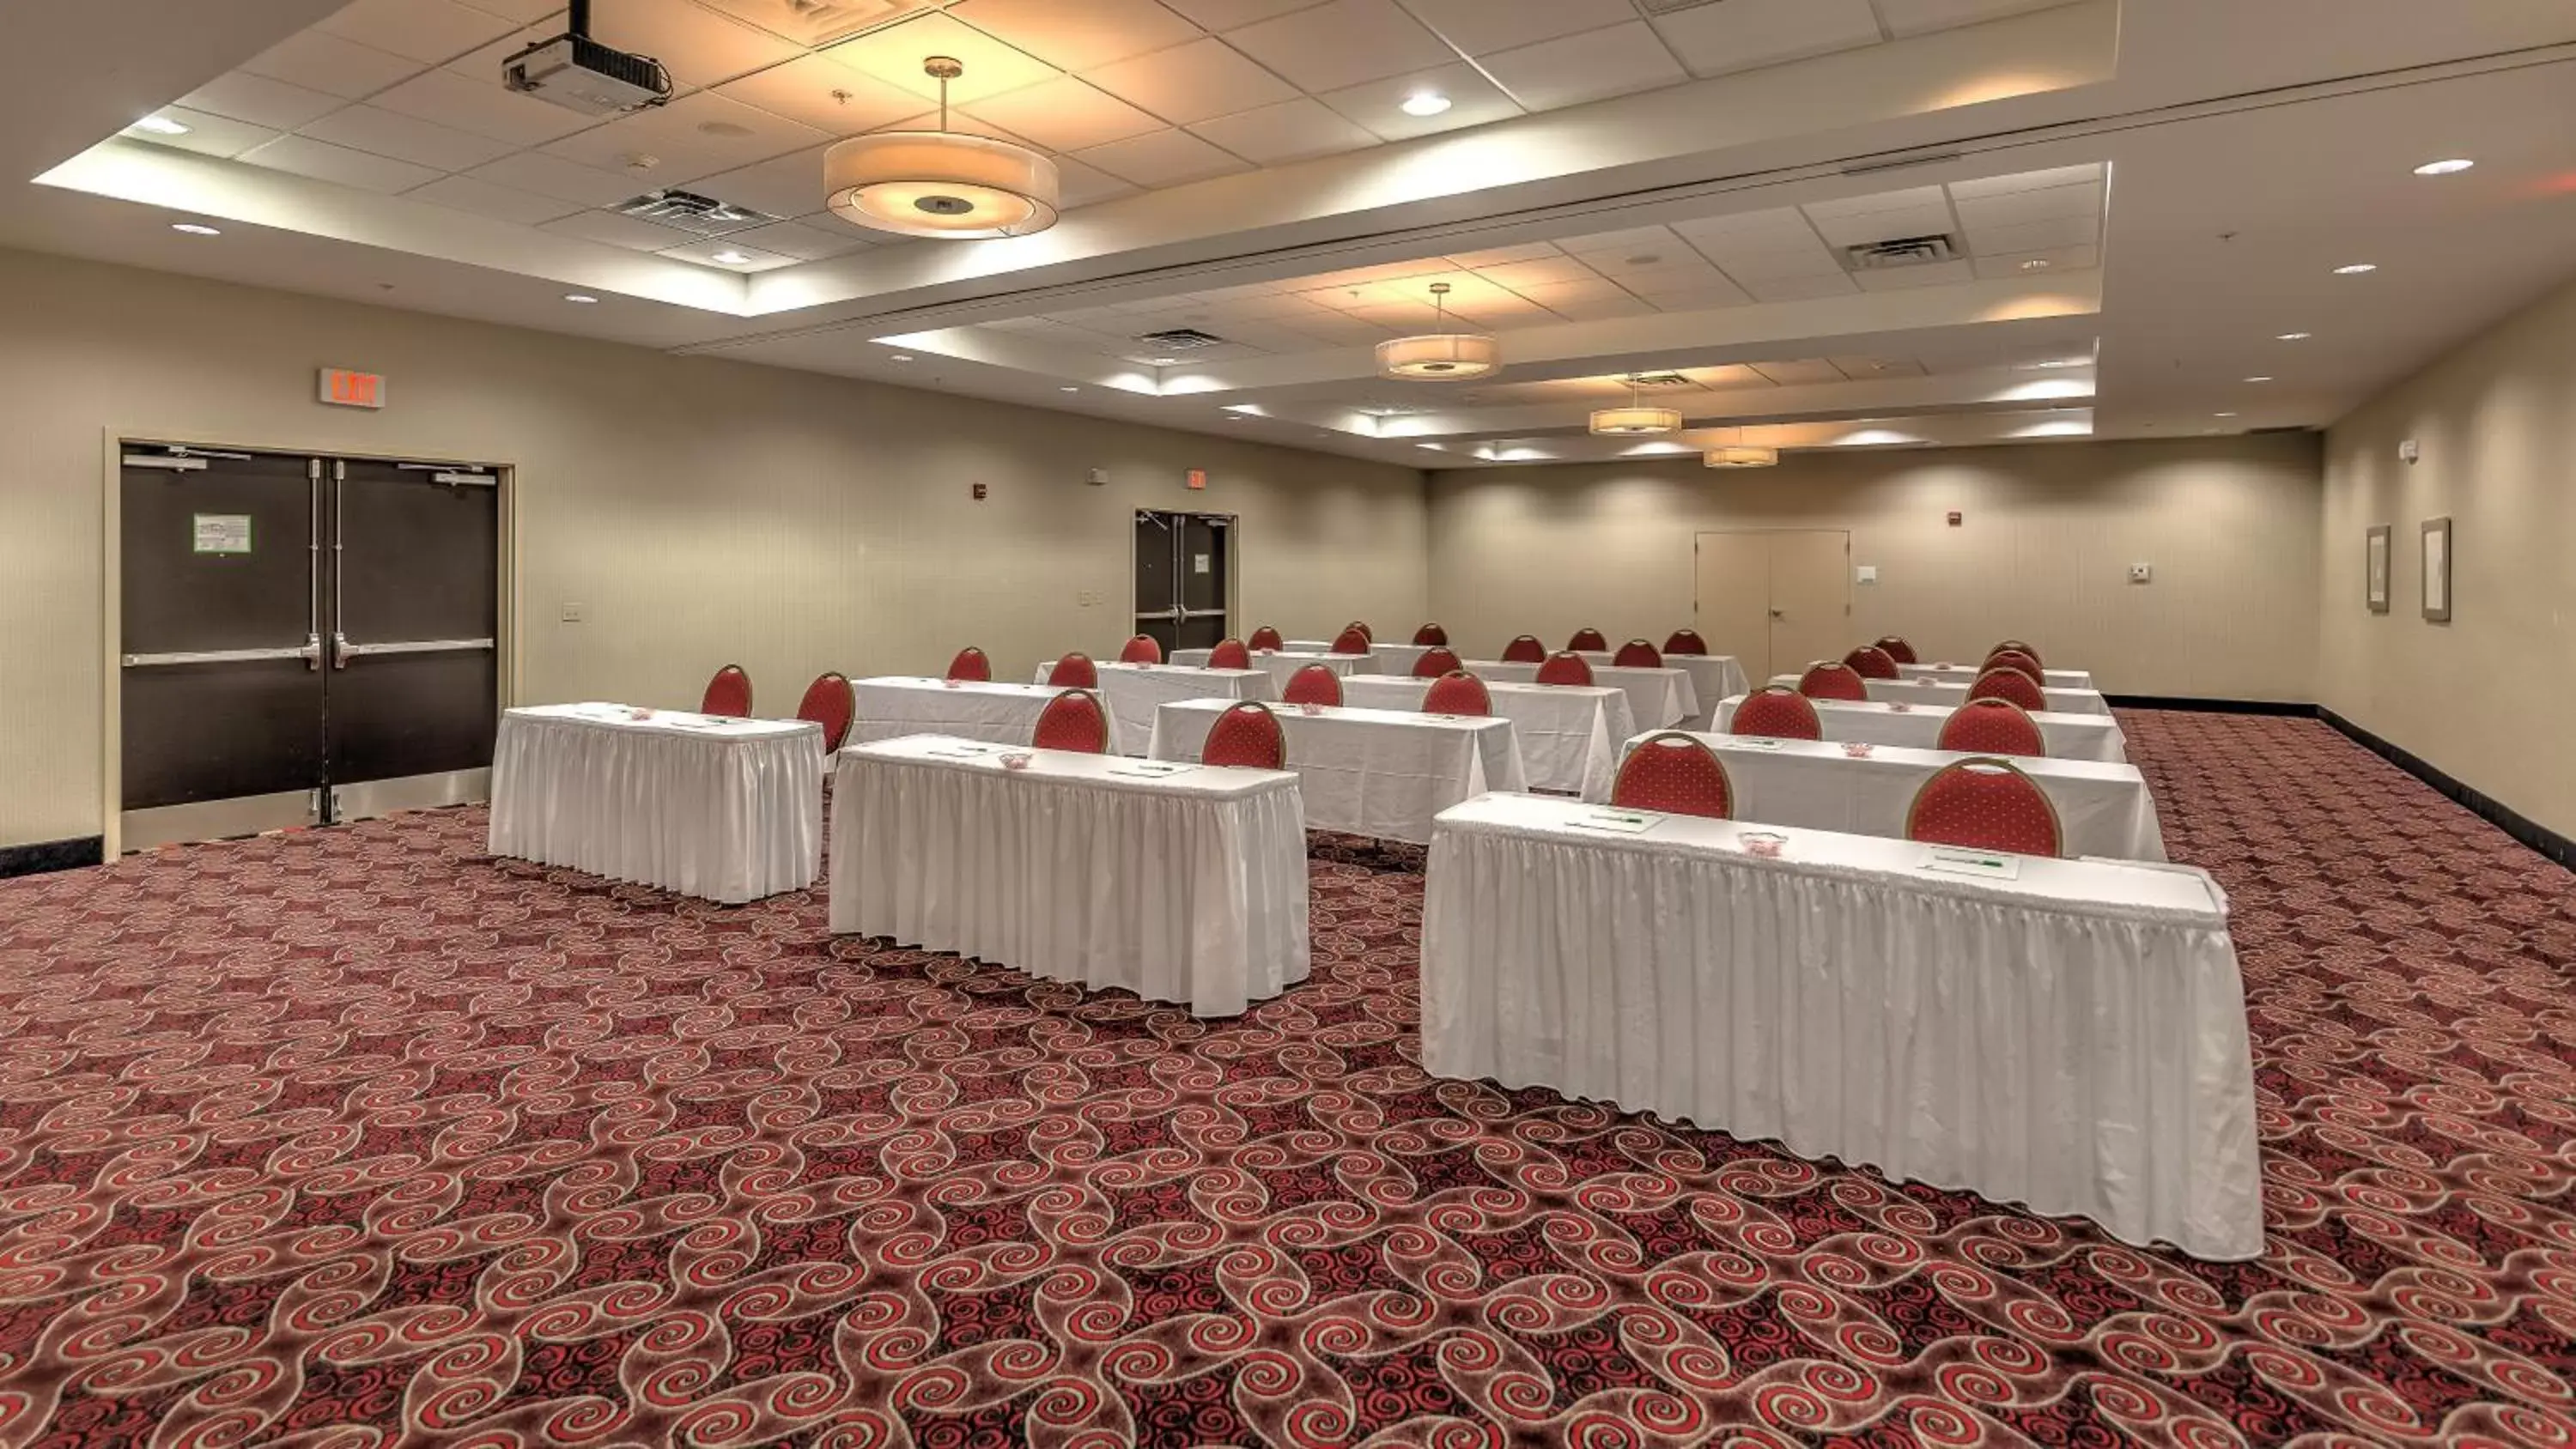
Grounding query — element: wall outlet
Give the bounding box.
[1855,565,1879,585]
[559,602,586,622]
[2128,563,2154,584]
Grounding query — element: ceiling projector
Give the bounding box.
[503,0,671,117]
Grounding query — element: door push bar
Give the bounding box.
[331,635,496,667]
[125,635,325,669]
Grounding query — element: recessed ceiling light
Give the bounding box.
[2214,411,2239,417]
[170,222,221,235]
[1060,385,1079,392]
[2413,158,2475,176]
[2245,375,2274,383]
[2276,332,2312,341]
[1400,91,1452,117]
[709,249,751,265]
[889,353,913,361]
[563,292,598,303]
[2019,258,2051,271]
[2334,263,2378,276]
[1149,356,1179,366]
[131,116,190,136]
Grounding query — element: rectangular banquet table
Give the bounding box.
[1030,663,1272,755]
[1768,674,2112,717]
[1419,792,2261,1261]
[1459,659,1698,730]
[829,737,1308,1017]
[489,703,822,904]
[1293,640,1433,674]
[1340,674,1633,797]
[1716,694,2128,763]
[1583,731,2166,860]
[1173,649,1374,690]
[1582,652,1747,724]
[1147,699,1528,845]
[850,676,1072,748]
[1901,663,2096,691]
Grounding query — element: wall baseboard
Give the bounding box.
[2103,694,2319,716]
[0,836,104,880]
[2321,709,2575,871]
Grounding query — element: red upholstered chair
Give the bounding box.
[1120,634,1163,664]
[1731,685,1822,741]
[1613,639,1663,668]
[1283,664,1343,707]
[1345,620,1375,643]
[1249,626,1285,652]
[1207,638,1253,670]
[1032,688,1110,754]
[1534,651,1595,687]
[1874,635,1919,665]
[1568,627,1610,652]
[1501,634,1549,664]
[1990,640,2044,667]
[1844,646,1900,680]
[1202,701,1286,769]
[1330,627,1372,655]
[702,664,753,717]
[1048,652,1099,688]
[1410,646,1463,679]
[1984,649,2045,684]
[1797,662,1869,701]
[1967,666,2048,712]
[1906,759,2063,858]
[1937,698,2047,758]
[1662,628,1710,657]
[1423,670,1491,717]
[1611,733,1735,820]
[795,671,855,752]
[1413,622,1449,646]
[946,646,992,682]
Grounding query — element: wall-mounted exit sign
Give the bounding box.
[318,367,386,409]
[1186,469,1207,490]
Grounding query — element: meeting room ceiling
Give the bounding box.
[5,0,2576,468]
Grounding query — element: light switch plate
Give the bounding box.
[560,602,586,622]
[1855,565,1879,585]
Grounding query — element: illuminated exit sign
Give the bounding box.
[318,367,386,409]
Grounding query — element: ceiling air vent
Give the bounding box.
[1136,327,1228,351]
[694,0,921,46]
[1627,372,1695,390]
[1844,234,1960,270]
[615,189,777,237]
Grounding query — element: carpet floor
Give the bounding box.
[0,712,2571,1446]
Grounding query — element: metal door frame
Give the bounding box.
[99,428,519,859]
[1129,507,1237,640]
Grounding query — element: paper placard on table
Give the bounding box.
[1109,761,1195,778]
[1923,846,2022,880]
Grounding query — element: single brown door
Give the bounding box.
[1692,531,1773,678]
[1765,530,1854,680]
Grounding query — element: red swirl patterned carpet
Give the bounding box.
[1,711,2572,1447]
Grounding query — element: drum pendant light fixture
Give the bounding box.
[1705,423,1779,469]
[824,58,1060,239]
[1376,282,1502,380]
[1590,376,1683,436]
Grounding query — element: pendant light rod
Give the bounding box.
[927,56,962,132]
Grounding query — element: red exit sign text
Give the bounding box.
[318,368,386,409]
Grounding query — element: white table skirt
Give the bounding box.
[1293,640,1436,675]
[1461,660,1698,730]
[851,677,1072,749]
[1771,674,2111,718]
[1716,694,2128,764]
[1148,700,1528,846]
[489,704,822,904]
[829,737,1309,1017]
[1582,653,1747,725]
[1340,674,1631,797]
[1421,793,2261,1261]
[1030,663,1272,756]
[1903,663,2096,691]
[1585,731,2166,860]
[1173,649,1375,691]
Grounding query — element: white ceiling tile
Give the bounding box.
[1965,213,2099,252]
[1972,244,2099,280]
[1481,22,1689,112]
[538,209,700,251]
[1224,0,1453,92]
[121,107,282,160]
[1953,180,2103,229]
[720,218,875,259]
[887,108,1038,147]
[319,0,522,64]
[466,150,650,206]
[1473,256,1598,289]
[1186,98,1377,166]
[1672,207,1820,251]
[1650,0,1882,77]
[1852,258,1976,291]
[1611,256,1730,294]
[1708,244,1844,282]
[949,0,1205,70]
[1872,0,2076,38]
[178,72,347,130]
[1948,162,2104,199]
[1317,62,1520,142]
[1641,282,1753,311]
[963,76,1165,151]
[1522,289,1653,322]
[1504,274,1620,304]
[1684,364,1777,390]
[373,67,600,144]
[459,0,560,19]
[543,92,829,179]
[714,57,931,136]
[1803,185,1947,219]
[1742,273,1860,303]
[819,12,1062,104]
[1395,0,1638,56]
[1751,358,1844,385]
[1558,224,1682,257]
[239,134,447,192]
[1071,128,1252,187]
[692,0,951,46]
[1443,242,1561,268]
[1161,0,1331,28]
[1826,355,1924,379]
[300,104,519,171]
[406,173,585,224]
[240,30,425,100]
[585,0,805,86]
[660,237,802,270]
[1082,37,1299,124]
[1807,201,1956,248]
[690,146,834,218]
[1053,155,1142,208]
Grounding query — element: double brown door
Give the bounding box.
[1692,530,1853,682]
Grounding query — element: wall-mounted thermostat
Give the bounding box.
[2398,439,2421,465]
[2129,562,2154,584]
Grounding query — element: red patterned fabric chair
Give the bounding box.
[1422,670,1491,717]
[1534,651,1595,687]
[1662,628,1710,657]
[1731,685,1822,741]
[1345,621,1375,643]
[1282,664,1343,707]
[1032,689,1109,754]
[1613,639,1662,668]
[1936,698,2047,758]
[1844,646,1901,680]
[1611,733,1735,820]
[1501,634,1549,664]
[1567,627,1610,652]
[1984,649,2045,684]
[1047,652,1098,688]
[1410,646,1464,679]
[1207,638,1253,670]
[701,664,752,718]
[1990,640,2044,667]
[1330,627,1372,655]
[1874,635,1919,665]
[1202,701,1286,769]
[1967,666,2048,712]
[945,647,992,682]
[1119,634,1163,664]
[1797,662,1869,701]
[794,671,854,752]
[1906,759,2063,857]
[1249,626,1285,652]
[1412,623,1449,646]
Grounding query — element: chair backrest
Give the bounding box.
[1610,733,1735,820]
[1906,759,2063,858]
[1534,651,1595,687]
[1047,652,1099,688]
[1412,622,1449,646]
[1936,698,2047,758]
[1032,688,1110,754]
[1410,646,1464,679]
[1330,626,1372,655]
[1796,661,1869,701]
[1874,635,1918,665]
[1984,649,2045,684]
[1662,628,1710,657]
[1119,634,1163,664]
[1249,626,1285,652]
[1844,646,1900,680]
[1966,666,2047,712]
[1282,664,1343,707]
[1207,638,1252,670]
[702,664,753,718]
[1567,627,1610,652]
[1613,638,1663,668]
[946,646,992,682]
[1422,670,1491,717]
[1990,639,2044,667]
[1345,620,1375,643]
[794,671,854,752]
[1201,701,1287,769]
[1731,685,1822,741]
[1501,634,1549,664]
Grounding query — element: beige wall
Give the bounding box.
[2320,271,2576,840]
[1428,434,2324,700]
[0,247,1427,850]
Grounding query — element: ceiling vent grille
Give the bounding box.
[1627,372,1695,390]
[1136,327,1229,351]
[616,190,777,236]
[1844,233,1960,270]
[696,0,920,45]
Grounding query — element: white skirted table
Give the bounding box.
[829,737,1309,1017]
[1771,674,2112,717]
[849,677,1070,748]
[1902,663,2097,691]
[1716,694,2129,763]
[1584,731,2166,860]
[1173,649,1374,691]
[1147,700,1527,845]
[1419,793,2261,1262]
[1460,659,1698,731]
[1292,640,1434,675]
[1340,674,1632,798]
[1030,663,1272,756]
[1582,653,1747,724]
[489,704,822,904]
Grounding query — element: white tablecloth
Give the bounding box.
[1148,700,1528,845]
[829,737,1309,1017]
[1420,793,2260,1261]
[489,704,822,904]
[1903,663,2097,691]
[1771,674,2111,718]
[1461,659,1698,730]
[1030,663,1272,755]
[1294,640,1434,675]
[1340,674,1631,798]
[850,677,1070,748]
[1585,731,2166,860]
[1173,649,1374,691]
[1582,653,1747,725]
[1716,694,2128,763]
